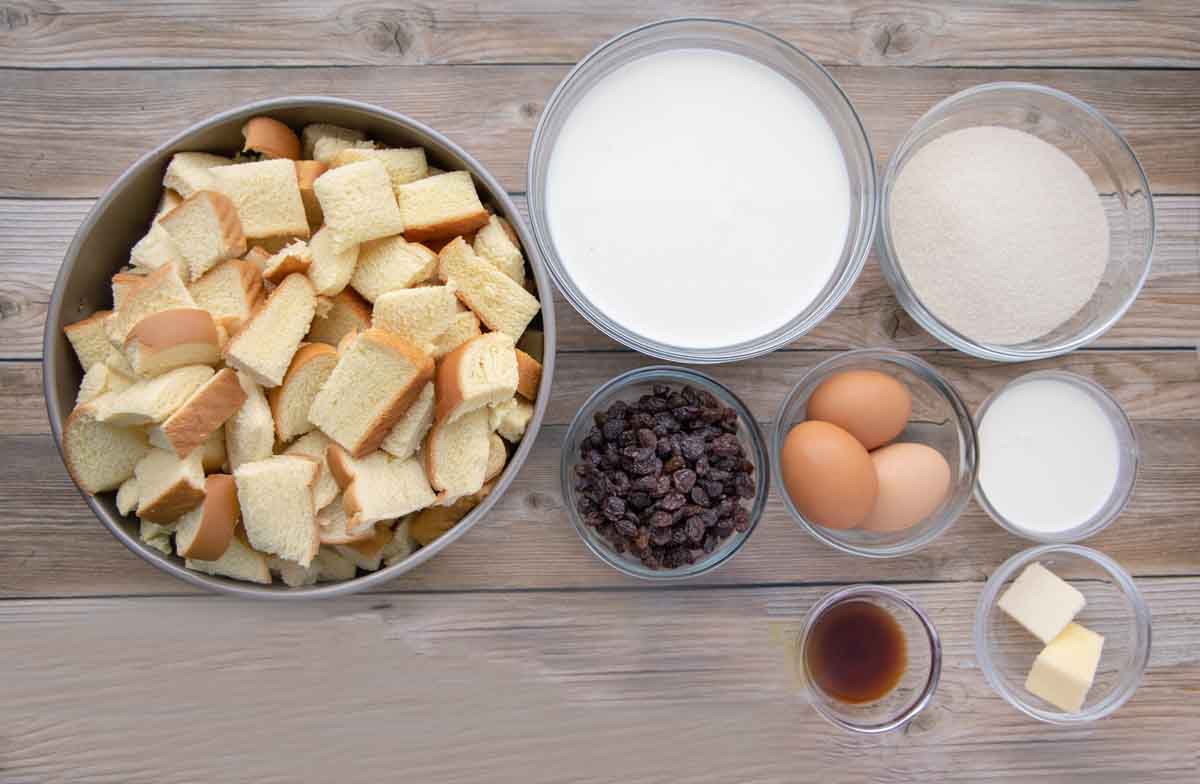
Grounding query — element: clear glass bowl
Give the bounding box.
[974,544,1151,724]
[772,348,978,558]
[797,585,942,734]
[877,82,1155,362]
[561,366,769,580]
[527,18,877,363]
[974,370,1139,544]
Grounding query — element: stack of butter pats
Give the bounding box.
[997,562,1105,713]
[61,116,544,587]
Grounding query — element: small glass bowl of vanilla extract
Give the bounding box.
[797,585,942,733]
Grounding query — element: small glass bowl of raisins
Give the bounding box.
[562,366,769,580]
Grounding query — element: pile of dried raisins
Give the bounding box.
[572,383,756,570]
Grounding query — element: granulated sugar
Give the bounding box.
[889,126,1109,345]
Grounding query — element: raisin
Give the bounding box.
[685,516,705,543]
[602,496,626,521]
[601,418,625,443]
[637,428,657,449]
[628,491,653,510]
[660,492,686,511]
[689,486,711,507]
[703,480,724,500]
[672,468,697,493]
[681,436,705,461]
[703,534,719,553]
[649,511,673,528]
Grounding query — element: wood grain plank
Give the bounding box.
[1,1,1198,68]
[4,197,1198,359]
[3,348,1197,597]
[0,67,1197,198]
[0,583,1196,782]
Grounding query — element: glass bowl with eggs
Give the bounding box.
[771,349,978,558]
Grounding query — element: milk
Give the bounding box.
[546,48,851,349]
[977,378,1121,534]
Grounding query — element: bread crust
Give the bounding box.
[177,474,241,560]
[160,190,248,280]
[403,211,490,243]
[267,342,337,441]
[348,329,435,457]
[434,332,517,423]
[160,368,247,457]
[514,348,542,400]
[125,307,219,353]
[242,117,301,160]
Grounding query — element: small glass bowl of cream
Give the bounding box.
[974,370,1138,543]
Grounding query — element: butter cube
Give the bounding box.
[997,562,1085,643]
[1025,622,1105,713]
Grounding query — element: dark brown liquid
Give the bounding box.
[805,600,907,704]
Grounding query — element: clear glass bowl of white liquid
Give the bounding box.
[878,83,1155,362]
[527,18,877,363]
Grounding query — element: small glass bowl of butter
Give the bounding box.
[974,544,1151,723]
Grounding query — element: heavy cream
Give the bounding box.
[545,48,851,350]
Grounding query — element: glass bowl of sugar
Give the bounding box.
[878,82,1155,362]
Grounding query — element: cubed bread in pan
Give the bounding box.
[302,123,366,162]
[186,526,271,584]
[424,406,490,503]
[129,222,185,277]
[241,116,301,160]
[372,285,458,352]
[316,495,374,545]
[140,519,174,555]
[314,546,358,581]
[187,258,264,334]
[262,239,312,285]
[379,382,435,461]
[94,365,215,427]
[330,146,428,195]
[382,519,418,567]
[64,310,116,370]
[309,328,434,457]
[435,332,519,423]
[122,308,221,378]
[269,556,319,587]
[307,226,359,297]
[210,158,310,241]
[77,361,133,407]
[326,447,436,534]
[151,368,247,458]
[199,427,226,472]
[105,265,197,347]
[158,190,248,282]
[223,273,317,388]
[514,348,542,400]
[234,454,321,567]
[174,473,241,561]
[62,399,149,493]
[294,160,328,229]
[116,476,139,516]
[111,272,147,309]
[134,447,205,523]
[224,370,274,471]
[437,237,540,339]
[472,214,525,285]
[242,245,272,274]
[350,235,436,302]
[333,522,395,571]
[485,432,507,482]
[163,152,233,199]
[409,484,492,546]
[307,288,372,346]
[396,171,489,242]
[268,342,338,443]
[314,159,407,252]
[155,189,183,221]
[491,395,534,443]
[431,311,482,360]
[284,430,339,511]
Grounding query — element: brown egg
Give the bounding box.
[859,443,952,533]
[779,421,878,530]
[807,370,913,450]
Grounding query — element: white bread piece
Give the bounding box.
[155,189,183,221]
[210,158,310,242]
[268,342,338,443]
[242,245,272,274]
[330,146,428,196]
[186,527,271,584]
[159,190,248,282]
[514,348,542,400]
[516,329,544,363]
[424,407,490,502]
[472,215,525,285]
[64,310,115,370]
[242,116,301,160]
[62,399,149,493]
[111,272,147,310]
[314,159,406,252]
[396,171,489,242]
[333,523,394,571]
[315,546,358,582]
[350,235,436,302]
[302,123,366,162]
[105,265,197,347]
[284,430,339,511]
[116,477,139,515]
[134,447,205,523]
[309,328,435,457]
[326,447,436,534]
[261,239,312,285]
[409,482,492,545]
[485,432,507,481]
[122,307,221,378]
[295,160,328,229]
[77,361,133,407]
[130,222,186,277]
[269,555,319,588]
[316,495,374,545]
[223,273,317,388]
[307,225,359,296]
[306,288,371,346]
[381,518,417,567]
[234,455,321,567]
[437,238,540,339]
[200,426,226,472]
[379,381,435,461]
[163,152,234,198]
[141,519,174,555]
[187,258,264,334]
[153,368,247,457]
[224,371,274,471]
[435,332,519,423]
[372,285,458,352]
[94,365,215,427]
[174,473,241,560]
[105,350,137,378]
[431,310,482,360]
[491,395,534,443]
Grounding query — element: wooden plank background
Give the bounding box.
[0,2,1197,781]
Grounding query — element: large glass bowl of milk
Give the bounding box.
[528,18,877,363]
